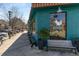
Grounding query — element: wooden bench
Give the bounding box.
[48,40,78,54]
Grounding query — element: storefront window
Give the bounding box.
[50,12,66,40]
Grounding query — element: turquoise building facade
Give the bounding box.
[29,4,79,41]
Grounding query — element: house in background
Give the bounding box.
[0,19,8,30]
[28,3,79,41]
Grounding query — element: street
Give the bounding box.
[1,32,77,56]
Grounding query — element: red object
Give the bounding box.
[32,3,68,8]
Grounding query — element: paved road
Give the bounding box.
[2,33,77,56]
[0,32,23,55]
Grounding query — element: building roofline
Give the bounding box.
[32,3,70,8]
[28,3,78,22]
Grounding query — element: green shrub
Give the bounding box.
[38,28,50,40]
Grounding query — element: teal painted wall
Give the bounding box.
[35,9,50,39]
[63,4,79,40]
[34,4,79,40]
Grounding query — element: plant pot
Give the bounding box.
[38,39,43,50]
[38,39,48,50]
[43,40,48,51]
[43,40,48,47]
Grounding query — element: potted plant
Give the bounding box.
[38,28,50,50]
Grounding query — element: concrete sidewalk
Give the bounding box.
[0,31,25,56]
[2,32,78,56]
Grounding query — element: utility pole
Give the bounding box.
[8,11,12,29]
[8,11,12,26]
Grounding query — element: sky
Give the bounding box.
[0,3,32,24]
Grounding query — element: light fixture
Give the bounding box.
[57,7,62,13]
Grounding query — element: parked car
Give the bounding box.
[0,29,13,37]
[0,32,9,41]
[15,29,20,33]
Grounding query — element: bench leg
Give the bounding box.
[75,49,78,55]
[72,49,78,55]
[46,47,48,51]
[43,46,48,51]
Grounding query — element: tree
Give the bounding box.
[0,4,26,31]
[10,17,26,31]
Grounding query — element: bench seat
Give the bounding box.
[48,40,77,54]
